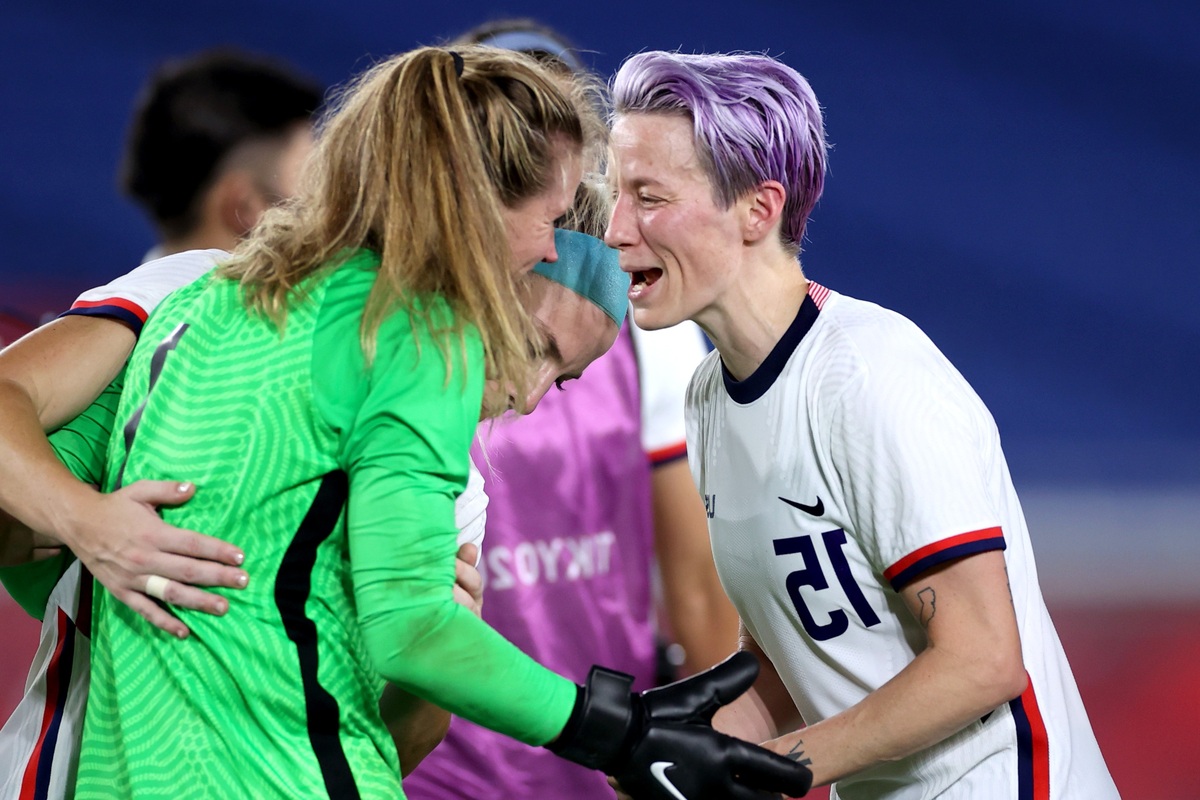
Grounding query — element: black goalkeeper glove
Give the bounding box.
[548,651,812,800]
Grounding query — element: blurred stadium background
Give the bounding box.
[1,2,1196,796]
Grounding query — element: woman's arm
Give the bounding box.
[652,458,741,675]
[710,621,804,744]
[760,551,1026,787]
[0,315,248,637]
[386,543,482,777]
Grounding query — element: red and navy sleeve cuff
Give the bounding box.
[60,299,149,337]
[647,440,688,467]
[883,526,1006,590]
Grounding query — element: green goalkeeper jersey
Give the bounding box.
[73,251,577,798]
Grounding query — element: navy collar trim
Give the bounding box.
[722,292,821,404]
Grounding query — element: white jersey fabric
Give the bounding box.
[0,250,488,798]
[686,283,1116,800]
[64,248,230,336]
[630,320,709,464]
[0,562,91,800]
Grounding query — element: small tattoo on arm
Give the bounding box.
[917,586,937,626]
[786,739,813,767]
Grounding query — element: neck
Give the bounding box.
[697,254,809,382]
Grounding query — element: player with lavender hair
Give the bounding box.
[605,50,1118,799]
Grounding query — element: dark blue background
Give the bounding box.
[2,0,1198,489]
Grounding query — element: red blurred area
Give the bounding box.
[1052,604,1200,799]
[0,311,35,348]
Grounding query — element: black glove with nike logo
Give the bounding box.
[547,651,812,800]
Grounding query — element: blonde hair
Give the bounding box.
[220,45,603,411]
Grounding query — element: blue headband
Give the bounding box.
[475,30,585,72]
[533,229,628,327]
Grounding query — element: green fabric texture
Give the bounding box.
[73,251,576,799]
[0,554,71,620]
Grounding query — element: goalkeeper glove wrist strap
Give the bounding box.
[546,666,637,770]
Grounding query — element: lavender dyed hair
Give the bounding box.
[612,51,828,252]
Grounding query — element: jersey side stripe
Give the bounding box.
[883,527,1006,590]
[275,470,357,799]
[18,609,76,800]
[1010,673,1051,800]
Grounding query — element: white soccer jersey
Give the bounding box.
[686,283,1117,800]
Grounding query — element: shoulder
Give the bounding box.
[813,292,992,433]
[66,249,230,334]
[806,292,950,394]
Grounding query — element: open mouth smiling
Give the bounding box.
[629,267,664,299]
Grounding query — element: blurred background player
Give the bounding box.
[403,19,741,800]
[120,48,320,261]
[0,47,322,632]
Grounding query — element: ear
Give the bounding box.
[212,171,268,239]
[741,180,787,245]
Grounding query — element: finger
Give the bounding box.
[119,590,191,639]
[455,557,483,600]
[157,526,245,568]
[703,651,760,705]
[726,740,814,797]
[647,650,759,721]
[456,541,479,567]
[121,479,197,509]
[149,578,232,616]
[606,776,633,800]
[150,552,249,590]
[452,584,480,616]
[120,481,245,567]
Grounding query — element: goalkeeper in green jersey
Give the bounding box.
[0,45,812,800]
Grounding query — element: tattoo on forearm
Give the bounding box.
[917,587,937,626]
[786,739,813,767]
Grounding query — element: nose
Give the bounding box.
[522,374,554,413]
[541,230,559,265]
[604,193,635,251]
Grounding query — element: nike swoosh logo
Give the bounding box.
[650,761,688,800]
[780,495,824,516]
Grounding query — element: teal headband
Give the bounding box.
[533,229,629,327]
